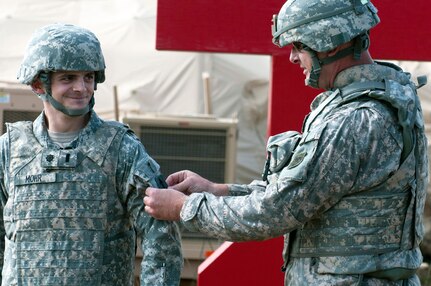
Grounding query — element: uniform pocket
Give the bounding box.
[278,125,325,183]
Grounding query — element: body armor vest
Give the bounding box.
[290,79,423,257]
[272,76,427,277]
[2,121,134,285]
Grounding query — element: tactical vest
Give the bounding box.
[266,77,427,277]
[2,121,135,285]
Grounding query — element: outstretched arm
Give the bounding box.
[147,106,398,242]
[144,170,229,221]
[167,170,229,196]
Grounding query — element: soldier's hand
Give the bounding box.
[167,170,228,196]
[144,187,186,221]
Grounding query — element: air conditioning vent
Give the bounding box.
[123,114,238,184]
[0,83,43,134]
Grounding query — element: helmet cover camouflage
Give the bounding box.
[17,23,105,85]
[272,0,380,52]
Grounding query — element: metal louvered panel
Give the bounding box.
[139,126,228,183]
[123,114,238,184]
[0,83,43,134]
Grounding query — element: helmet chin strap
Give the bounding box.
[38,71,94,117]
[304,49,322,89]
[39,93,94,116]
[303,33,370,89]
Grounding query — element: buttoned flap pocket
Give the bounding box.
[278,125,324,183]
[133,156,161,188]
[267,131,302,173]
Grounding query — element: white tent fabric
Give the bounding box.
[0,0,429,186]
[0,0,270,184]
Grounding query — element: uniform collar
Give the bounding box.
[333,61,411,90]
[33,110,103,148]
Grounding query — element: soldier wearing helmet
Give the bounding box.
[144,0,428,285]
[0,23,183,285]
[272,0,380,89]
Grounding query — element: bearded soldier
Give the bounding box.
[144,0,428,285]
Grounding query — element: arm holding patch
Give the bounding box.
[179,105,400,241]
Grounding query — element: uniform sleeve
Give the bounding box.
[117,133,183,286]
[0,134,9,279]
[180,102,402,242]
[227,179,267,196]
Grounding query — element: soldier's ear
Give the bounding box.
[327,45,343,57]
[31,78,46,94]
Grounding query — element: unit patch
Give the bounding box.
[288,151,307,169]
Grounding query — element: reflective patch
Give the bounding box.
[288,151,307,169]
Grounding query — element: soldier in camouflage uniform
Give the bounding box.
[145,0,428,285]
[0,23,183,285]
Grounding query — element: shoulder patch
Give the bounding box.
[288,151,307,169]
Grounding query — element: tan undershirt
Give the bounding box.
[48,130,79,148]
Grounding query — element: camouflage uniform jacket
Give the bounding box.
[0,111,183,286]
[179,62,428,285]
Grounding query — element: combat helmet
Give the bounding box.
[272,0,380,88]
[17,23,106,116]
